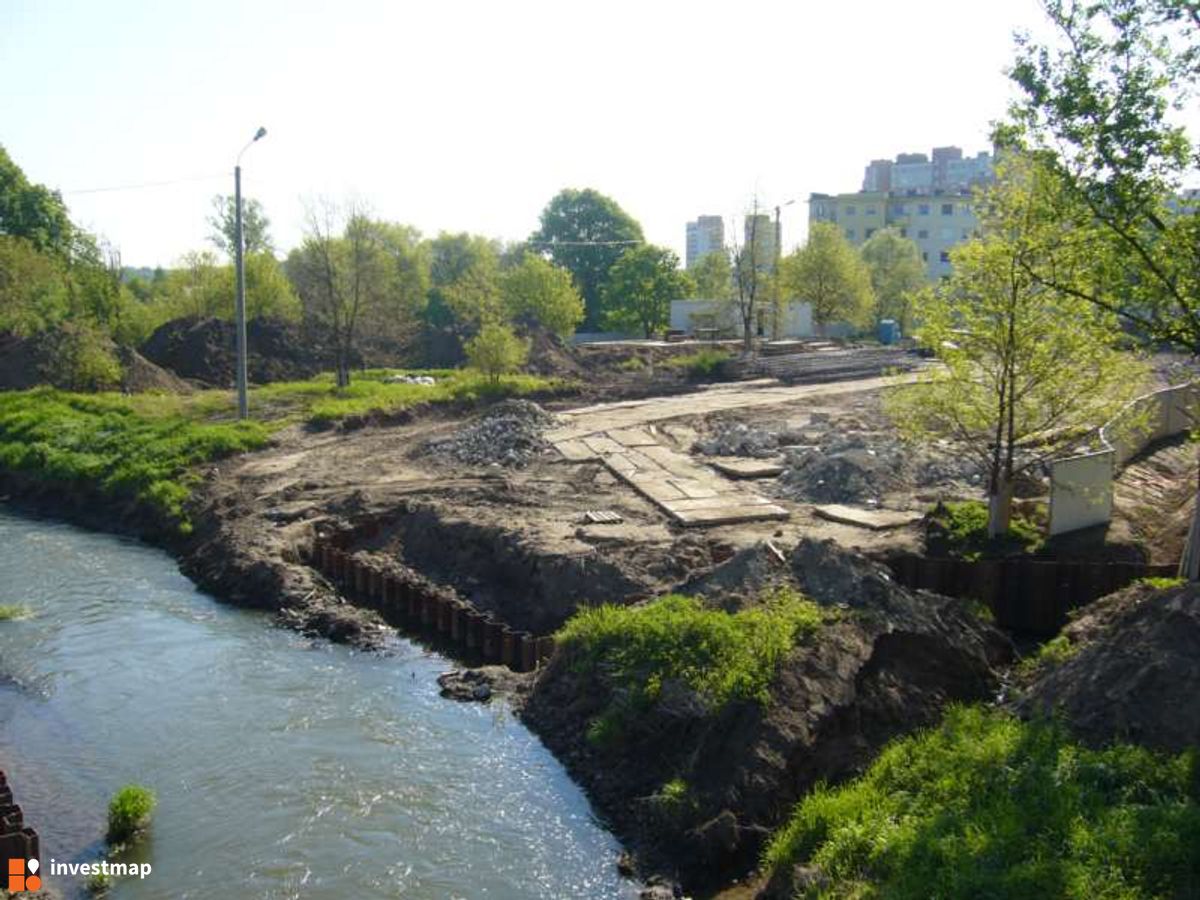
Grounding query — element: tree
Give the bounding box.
[0,236,69,335]
[887,160,1147,538]
[0,144,73,257]
[500,252,584,338]
[1006,0,1200,573]
[465,320,529,383]
[690,250,733,301]
[603,245,693,339]
[779,222,874,335]
[860,227,925,331]
[425,232,501,329]
[208,195,273,257]
[529,188,644,331]
[729,208,775,351]
[286,201,390,387]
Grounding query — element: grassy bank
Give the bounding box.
[0,370,566,533]
[763,705,1200,899]
[557,589,823,745]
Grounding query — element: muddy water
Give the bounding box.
[0,509,634,899]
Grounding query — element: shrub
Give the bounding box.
[106,784,156,844]
[86,870,112,894]
[559,587,823,723]
[661,349,732,379]
[763,706,1200,899]
[927,499,1043,560]
[1136,576,1185,590]
[465,322,530,384]
[1017,633,1079,676]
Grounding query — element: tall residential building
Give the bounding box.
[809,145,995,281]
[685,215,725,268]
[743,213,778,269]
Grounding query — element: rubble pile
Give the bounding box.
[693,421,809,458]
[424,400,558,468]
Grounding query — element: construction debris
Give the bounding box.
[424,400,559,468]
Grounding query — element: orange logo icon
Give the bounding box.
[7,857,40,892]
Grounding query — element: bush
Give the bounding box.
[558,587,823,731]
[763,706,1200,899]
[1017,633,1079,676]
[465,322,530,383]
[106,784,156,844]
[927,499,1043,560]
[661,349,732,379]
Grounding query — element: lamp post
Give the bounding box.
[772,199,795,341]
[234,126,267,419]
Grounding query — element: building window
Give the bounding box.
[899,227,908,238]
[891,203,907,216]
[939,251,950,262]
[918,203,930,215]
[921,251,929,262]
[865,206,877,215]
[845,228,856,240]
[941,203,954,215]
[917,229,929,239]
[865,228,876,238]
[844,205,856,216]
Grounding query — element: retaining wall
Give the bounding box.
[1049,383,1199,536]
[0,770,40,864]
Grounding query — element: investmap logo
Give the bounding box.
[7,857,41,892]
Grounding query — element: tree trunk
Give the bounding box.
[1180,451,1200,580]
[987,476,1013,538]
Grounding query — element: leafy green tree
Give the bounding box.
[887,160,1147,537]
[425,232,501,328]
[860,227,925,331]
[729,212,776,350]
[690,250,733,300]
[0,144,73,257]
[529,188,644,331]
[603,245,693,339]
[0,236,69,335]
[500,252,584,338]
[779,222,874,335]
[208,194,273,256]
[465,320,529,383]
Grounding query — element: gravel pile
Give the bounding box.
[425,400,558,468]
[694,421,810,458]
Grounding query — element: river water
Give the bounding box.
[0,509,634,899]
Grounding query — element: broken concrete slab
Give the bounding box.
[709,458,786,479]
[555,439,596,462]
[671,503,791,526]
[607,426,659,447]
[812,504,924,531]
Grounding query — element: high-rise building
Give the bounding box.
[743,213,778,269]
[685,215,725,268]
[810,145,996,280]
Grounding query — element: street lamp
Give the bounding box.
[772,199,796,341]
[234,126,267,419]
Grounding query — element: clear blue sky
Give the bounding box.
[1,0,1046,267]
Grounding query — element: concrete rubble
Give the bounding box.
[425,399,559,468]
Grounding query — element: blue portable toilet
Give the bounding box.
[878,318,901,345]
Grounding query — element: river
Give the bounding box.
[0,508,635,899]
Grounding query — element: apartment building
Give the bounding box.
[685,215,726,268]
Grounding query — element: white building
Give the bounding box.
[685,215,725,268]
[669,299,814,339]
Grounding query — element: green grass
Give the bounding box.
[559,587,823,744]
[763,705,1200,900]
[106,784,156,845]
[0,604,30,620]
[0,370,566,532]
[1135,576,1185,591]
[660,349,733,378]
[1017,634,1080,676]
[928,499,1044,560]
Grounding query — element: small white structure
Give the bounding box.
[669,298,815,339]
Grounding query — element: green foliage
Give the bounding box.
[780,222,874,332]
[603,244,693,338]
[529,188,645,331]
[0,235,70,335]
[660,349,732,379]
[763,706,1200,900]
[558,588,823,737]
[500,252,584,338]
[1136,576,1186,591]
[1017,634,1079,677]
[0,389,270,532]
[0,143,73,257]
[0,604,30,620]
[464,322,531,384]
[106,784,156,844]
[690,250,733,301]
[927,500,1043,560]
[208,194,273,256]
[86,869,112,894]
[860,226,924,331]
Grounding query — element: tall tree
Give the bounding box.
[501,252,584,338]
[1006,0,1200,573]
[779,222,874,335]
[603,245,693,339]
[690,249,733,301]
[424,232,501,329]
[729,208,775,351]
[860,227,925,331]
[529,188,644,331]
[0,144,73,257]
[208,194,273,257]
[887,159,1147,537]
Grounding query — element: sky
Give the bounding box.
[1,0,1048,268]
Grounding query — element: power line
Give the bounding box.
[64,172,228,195]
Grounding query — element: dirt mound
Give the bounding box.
[0,329,189,393]
[523,326,587,379]
[422,400,559,469]
[115,345,192,393]
[140,316,348,386]
[1015,581,1200,753]
[520,539,1009,892]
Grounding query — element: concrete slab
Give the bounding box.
[582,435,626,455]
[663,495,775,512]
[812,504,924,531]
[668,478,722,500]
[555,439,596,462]
[710,458,786,479]
[607,427,659,447]
[672,503,790,526]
